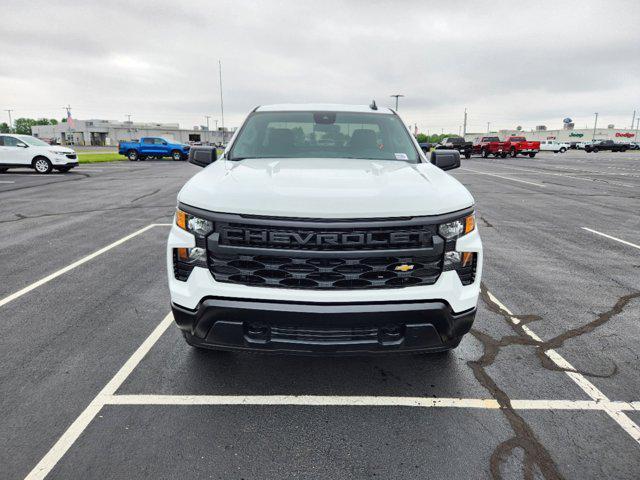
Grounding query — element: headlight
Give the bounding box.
[50,150,67,155]
[175,209,213,236]
[438,212,475,240]
[439,212,477,286]
[173,209,212,281]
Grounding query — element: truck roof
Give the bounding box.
[255,103,394,114]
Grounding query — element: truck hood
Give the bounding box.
[178,158,474,218]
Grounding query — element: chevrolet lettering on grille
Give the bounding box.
[221,227,430,248]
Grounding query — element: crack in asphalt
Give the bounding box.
[480,216,494,228]
[130,188,161,203]
[472,282,640,478]
[0,204,176,224]
[467,328,563,480]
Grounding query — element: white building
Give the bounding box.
[31,119,233,146]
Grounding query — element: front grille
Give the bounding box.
[66,154,77,159]
[217,222,437,251]
[270,325,379,343]
[209,252,442,290]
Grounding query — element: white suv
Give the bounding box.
[167,104,482,355]
[0,134,78,174]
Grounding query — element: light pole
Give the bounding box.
[592,112,598,141]
[125,114,132,123]
[4,109,13,132]
[487,122,490,133]
[205,115,211,130]
[463,108,467,136]
[635,117,639,143]
[218,60,225,143]
[390,94,404,111]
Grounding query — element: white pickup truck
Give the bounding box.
[539,141,569,153]
[167,104,482,355]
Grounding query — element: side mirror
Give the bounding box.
[430,150,460,171]
[17,142,28,148]
[188,145,218,167]
[162,141,168,145]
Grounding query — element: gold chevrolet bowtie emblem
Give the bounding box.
[394,264,414,272]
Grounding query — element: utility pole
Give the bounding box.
[458,125,461,136]
[4,109,13,132]
[592,112,598,141]
[635,117,639,142]
[218,60,225,143]
[205,115,211,131]
[390,94,404,111]
[463,108,467,136]
[215,119,218,130]
[632,110,636,129]
[63,105,72,145]
[487,122,490,133]
[125,114,132,123]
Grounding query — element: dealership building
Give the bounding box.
[464,125,639,143]
[31,119,233,146]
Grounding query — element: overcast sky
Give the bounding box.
[1,0,639,133]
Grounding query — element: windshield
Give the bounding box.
[509,137,526,142]
[19,135,50,147]
[483,137,500,142]
[228,111,419,162]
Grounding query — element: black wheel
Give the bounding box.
[56,166,72,173]
[529,153,536,158]
[171,150,183,161]
[0,168,8,173]
[482,149,489,158]
[559,147,566,153]
[500,152,507,158]
[592,148,599,153]
[127,150,138,161]
[464,152,471,159]
[510,148,517,158]
[33,157,52,174]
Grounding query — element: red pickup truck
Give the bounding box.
[504,136,540,158]
[472,136,509,158]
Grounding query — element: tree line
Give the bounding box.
[0,117,67,135]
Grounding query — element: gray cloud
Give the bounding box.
[1,0,639,133]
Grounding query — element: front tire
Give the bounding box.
[33,157,52,174]
[510,148,517,158]
[171,150,183,161]
[529,153,536,158]
[127,150,138,161]
[559,147,567,153]
[482,149,489,158]
[592,148,599,153]
[464,152,471,159]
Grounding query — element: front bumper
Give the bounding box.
[172,298,475,354]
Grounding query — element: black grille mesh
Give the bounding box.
[209,253,442,290]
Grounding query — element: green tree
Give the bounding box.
[416,133,428,143]
[50,119,58,125]
[14,118,37,135]
[0,122,9,133]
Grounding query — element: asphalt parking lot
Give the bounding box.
[1,150,639,479]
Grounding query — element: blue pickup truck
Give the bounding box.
[118,137,190,161]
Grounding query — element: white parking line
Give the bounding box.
[24,312,174,480]
[484,290,640,444]
[0,181,15,183]
[105,395,639,412]
[475,162,637,188]
[582,227,640,251]
[0,223,171,309]
[459,168,545,187]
